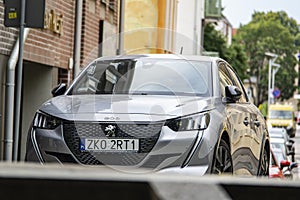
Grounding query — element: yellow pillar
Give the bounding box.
[157,0,166,53]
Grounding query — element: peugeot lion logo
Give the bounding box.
[105,125,116,137]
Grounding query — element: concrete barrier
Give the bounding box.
[0,163,300,200]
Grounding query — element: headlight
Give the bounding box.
[165,113,210,132]
[33,111,61,129]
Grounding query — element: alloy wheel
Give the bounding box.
[258,147,269,176]
[212,139,233,175]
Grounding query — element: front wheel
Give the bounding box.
[257,146,269,176]
[211,139,233,175]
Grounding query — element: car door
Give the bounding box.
[219,61,257,175]
[225,63,264,161]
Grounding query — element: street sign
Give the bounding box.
[4,0,45,28]
[272,88,281,98]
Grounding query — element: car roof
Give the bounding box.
[269,132,284,138]
[268,127,286,133]
[270,138,285,143]
[268,129,287,137]
[94,54,220,63]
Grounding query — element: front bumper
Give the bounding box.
[25,122,213,174]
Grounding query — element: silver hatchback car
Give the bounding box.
[26,54,270,176]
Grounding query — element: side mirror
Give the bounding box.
[51,83,67,97]
[224,85,242,103]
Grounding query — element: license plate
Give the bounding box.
[80,138,139,152]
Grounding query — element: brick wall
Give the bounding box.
[0,0,118,70]
[0,0,19,55]
[80,0,118,67]
[0,0,75,70]
[23,0,75,70]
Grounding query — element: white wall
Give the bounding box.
[175,0,204,55]
[103,21,118,56]
[215,17,233,47]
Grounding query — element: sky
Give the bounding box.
[222,0,300,28]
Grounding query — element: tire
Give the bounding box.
[257,146,269,176]
[211,139,233,175]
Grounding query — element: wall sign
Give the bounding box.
[44,10,63,36]
[4,0,45,28]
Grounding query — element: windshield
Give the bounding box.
[271,142,287,158]
[68,58,212,96]
[272,149,285,163]
[269,110,293,119]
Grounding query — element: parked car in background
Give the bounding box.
[25,54,270,176]
[269,148,288,179]
[270,147,298,179]
[268,127,295,161]
[270,137,291,162]
[267,104,296,137]
[270,137,298,179]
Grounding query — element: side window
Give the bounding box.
[218,63,233,97]
[225,64,248,103]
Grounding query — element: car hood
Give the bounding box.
[39,95,214,121]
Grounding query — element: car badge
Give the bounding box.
[105,125,116,137]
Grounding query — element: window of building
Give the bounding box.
[101,0,116,11]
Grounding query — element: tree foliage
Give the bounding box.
[203,23,249,80]
[203,23,227,58]
[224,38,249,81]
[235,11,299,102]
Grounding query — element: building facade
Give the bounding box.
[123,0,207,55]
[0,0,118,160]
[176,0,205,55]
[124,0,177,54]
[81,0,119,67]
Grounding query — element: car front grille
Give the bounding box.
[62,121,162,166]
